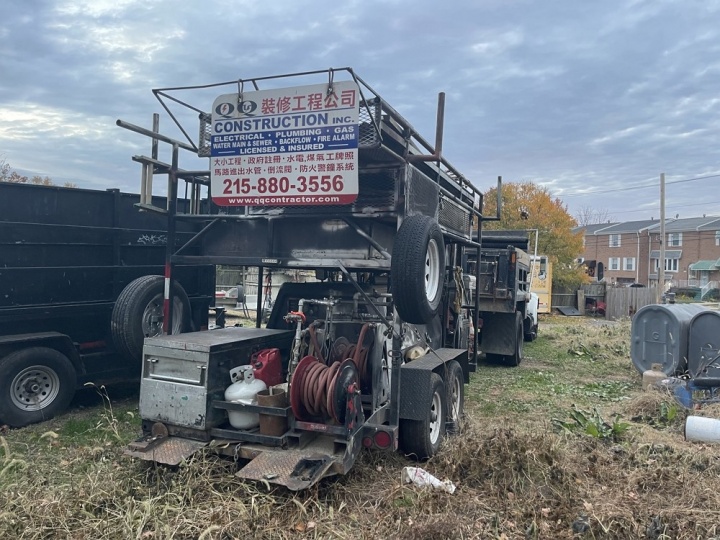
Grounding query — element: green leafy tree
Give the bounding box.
[483,181,586,289]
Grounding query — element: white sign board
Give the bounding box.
[210,81,360,206]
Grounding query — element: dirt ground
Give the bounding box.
[2,315,720,539]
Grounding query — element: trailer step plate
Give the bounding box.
[237,449,336,491]
[125,436,207,466]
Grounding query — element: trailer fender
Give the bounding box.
[0,332,81,372]
[399,348,467,421]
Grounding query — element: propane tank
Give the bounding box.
[225,365,267,429]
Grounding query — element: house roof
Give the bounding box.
[650,250,682,259]
[574,216,720,235]
[690,260,719,271]
[663,216,720,232]
[594,219,671,234]
[572,223,617,235]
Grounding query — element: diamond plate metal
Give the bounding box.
[125,437,207,466]
[237,449,338,490]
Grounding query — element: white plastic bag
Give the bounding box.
[401,466,456,494]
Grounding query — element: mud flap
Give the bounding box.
[125,435,207,466]
[236,450,336,491]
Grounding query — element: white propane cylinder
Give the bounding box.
[225,365,267,429]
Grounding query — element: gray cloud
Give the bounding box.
[1,0,719,219]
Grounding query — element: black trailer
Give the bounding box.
[120,68,500,490]
[0,182,215,427]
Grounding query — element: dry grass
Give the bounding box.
[3,316,720,539]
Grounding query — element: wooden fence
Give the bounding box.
[605,287,658,320]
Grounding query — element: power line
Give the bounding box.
[608,199,720,216]
[558,173,720,198]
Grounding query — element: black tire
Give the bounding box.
[399,373,446,460]
[391,215,445,324]
[111,276,191,362]
[0,347,77,427]
[444,361,464,434]
[504,311,524,367]
[523,324,538,341]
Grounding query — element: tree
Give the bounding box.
[0,157,9,181]
[0,158,75,187]
[575,206,614,227]
[482,181,586,289]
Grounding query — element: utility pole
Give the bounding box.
[658,173,665,302]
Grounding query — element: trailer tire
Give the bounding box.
[0,347,77,427]
[391,215,445,324]
[111,276,191,362]
[399,373,446,460]
[444,361,464,434]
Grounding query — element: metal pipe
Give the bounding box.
[116,119,196,152]
[162,143,179,335]
[341,217,391,260]
[483,177,503,221]
[407,93,445,163]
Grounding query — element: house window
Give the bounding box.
[609,257,620,271]
[653,259,680,272]
[609,234,621,247]
[667,233,682,247]
[623,257,635,271]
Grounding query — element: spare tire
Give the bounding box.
[111,276,191,362]
[391,215,445,324]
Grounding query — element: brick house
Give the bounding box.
[575,216,720,296]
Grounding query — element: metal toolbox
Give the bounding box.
[139,327,293,434]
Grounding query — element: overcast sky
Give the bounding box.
[2,0,720,222]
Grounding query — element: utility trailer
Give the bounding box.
[0,183,215,427]
[121,68,500,490]
[470,230,539,366]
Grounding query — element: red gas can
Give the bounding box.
[251,348,284,387]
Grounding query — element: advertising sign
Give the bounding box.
[210,81,360,206]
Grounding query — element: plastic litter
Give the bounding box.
[685,416,720,443]
[401,466,456,494]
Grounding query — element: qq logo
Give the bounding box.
[214,100,258,118]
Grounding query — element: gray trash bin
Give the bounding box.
[688,310,720,384]
[631,303,710,375]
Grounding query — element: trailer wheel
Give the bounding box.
[444,361,464,434]
[391,215,445,324]
[111,276,191,362]
[0,347,77,427]
[399,373,446,459]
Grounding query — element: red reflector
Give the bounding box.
[374,431,392,449]
[78,340,106,351]
[362,437,373,448]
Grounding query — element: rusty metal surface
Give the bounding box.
[237,449,337,490]
[125,437,207,465]
[236,438,342,490]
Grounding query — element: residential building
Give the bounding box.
[575,216,720,296]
